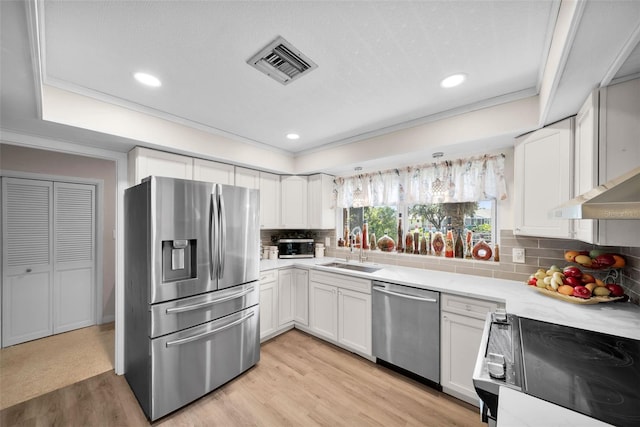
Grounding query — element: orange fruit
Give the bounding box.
[558,285,574,295]
[564,250,580,262]
[611,255,626,268]
[581,273,595,284]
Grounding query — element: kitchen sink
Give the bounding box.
[319,262,382,273]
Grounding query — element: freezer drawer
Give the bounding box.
[149,304,259,420]
[150,282,259,338]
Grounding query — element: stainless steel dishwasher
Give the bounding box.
[372,281,440,385]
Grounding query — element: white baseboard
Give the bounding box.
[102,314,115,324]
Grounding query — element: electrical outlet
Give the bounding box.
[512,247,525,263]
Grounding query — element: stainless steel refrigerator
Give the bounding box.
[124,176,260,421]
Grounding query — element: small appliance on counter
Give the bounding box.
[268,246,279,260]
[473,309,640,427]
[277,238,314,258]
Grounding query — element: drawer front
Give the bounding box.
[310,270,371,294]
[441,294,501,320]
[150,305,259,420]
[150,282,259,338]
[259,269,278,284]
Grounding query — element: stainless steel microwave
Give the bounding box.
[278,239,314,258]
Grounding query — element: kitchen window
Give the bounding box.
[340,199,495,249]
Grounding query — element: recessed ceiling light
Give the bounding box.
[134,72,161,87]
[286,133,300,140]
[440,73,466,88]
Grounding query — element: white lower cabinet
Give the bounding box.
[440,294,501,406]
[293,269,309,326]
[261,268,309,342]
[338,288,371,355]
[259,270,278,341]
[309,270,372,356]
[309,281,338,341]
[278,269,294,327]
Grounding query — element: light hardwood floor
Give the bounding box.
[1,329,483,426]
[0,322,115,410]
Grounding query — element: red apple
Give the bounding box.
[563,266,583,278]
[588,259,602,269]
[565,276,582,287]
[606,283,625,297]
[594,254,616,268]
[572,285,592,299]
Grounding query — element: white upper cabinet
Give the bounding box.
[235,167,260,190]
[575,78,640,246]
[281,175,308,228]
[307,174,336,229]
[514,117,574,238]
[573,91,599,243]
[128,147,193,186]
[129,147,235,187]
[192,158,235,185]
[259,172,280,229]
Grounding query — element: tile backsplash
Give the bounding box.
[260,228,640,305]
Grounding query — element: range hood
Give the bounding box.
[551,166,640,220]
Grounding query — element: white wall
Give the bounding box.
[42,85,296,174]
[293,96,538,175]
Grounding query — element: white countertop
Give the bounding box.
[261,257,640,340]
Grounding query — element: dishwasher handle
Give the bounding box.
[373,285,438,303]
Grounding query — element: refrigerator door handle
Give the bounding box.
[165,311,255,347]
[218,186,227,279]
[165,286,255,314]
[210,192,219,280]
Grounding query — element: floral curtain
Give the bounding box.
[332,154,507,208]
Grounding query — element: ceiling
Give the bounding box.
[1,1,640,171]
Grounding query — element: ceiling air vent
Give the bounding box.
[247,36,317,85]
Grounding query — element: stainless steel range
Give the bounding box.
[474,310,640,427]
[124,176,260,421]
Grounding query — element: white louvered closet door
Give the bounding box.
[2,178,54,347]
[53,182,96,333]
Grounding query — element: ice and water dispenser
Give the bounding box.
[162,239,197,282]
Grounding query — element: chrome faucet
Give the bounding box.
[359,243,367,263]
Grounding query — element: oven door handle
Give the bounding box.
[165,286,254,314]
[373,286,437,303]
[165,311,255,347]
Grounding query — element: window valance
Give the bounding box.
[333,154,507,208]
